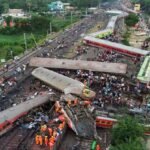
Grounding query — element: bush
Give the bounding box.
[121,39,130,46]
[110,116,145,150]
[125,13,139,27]
[13,45,24,56]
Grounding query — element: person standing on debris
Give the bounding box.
[44,136,48,146]
[39,135,43,146]
[49,136,55,149]
[35,135,40,145]
[96,144,101,150]
[48,127,53,136]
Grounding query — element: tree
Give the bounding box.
[110,116,145,150]
[30,15,50,32]
[125,13,139,26]
[70,0,100,8]
[0,4,4,15]
[110,138,146,150]
[5,16,12,25]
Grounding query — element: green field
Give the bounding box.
[0,15,79,63]
[0,33,40,61]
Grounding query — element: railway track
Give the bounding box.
[0,127,35,150]
[0,12,112,150]
[0,12,106,79]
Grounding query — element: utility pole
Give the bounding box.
[71,11,73,24]
[49,22,52,33]
[85,8,88,16]
[31,33,38,48]
[24,33,27,52]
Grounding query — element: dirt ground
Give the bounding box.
[129,28,150,50]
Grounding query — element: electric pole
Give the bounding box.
[50,22,52,33]
[85,8,88,16]
[24,33,27,52]
[71,11,73,24]
[31,33,38,48]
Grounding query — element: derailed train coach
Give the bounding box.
[32,67,96,99]
[84,9,149,57]
[0,95,50,133]
[83,36,149,57]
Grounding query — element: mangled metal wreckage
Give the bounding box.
[32,67,98,139]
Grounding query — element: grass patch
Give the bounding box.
[0,16,79,63]
[122,29,131,46]
[0,33,40,61]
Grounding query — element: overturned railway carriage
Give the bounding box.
[85,9,149,57]
[30,58,127,74]
[0,95,50,132]
[55,101,97,139]
[83,36,149,57]
[32,67,96,99]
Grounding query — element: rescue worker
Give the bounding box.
[48,127,53,136]
[43,124,47,132]
[35,135,39,145]
[73,99,78,106]
[44,136,48,146]
[41,124,47,132]
[79,100,91,106]
[96,144,101,150]
[55,106,62,113]
[58,115,65,122]
[52,130,57,138]
[83,100,91,106]
[39,135,43,146]
[49,136,55,149]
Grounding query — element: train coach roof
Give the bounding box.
[30,57,127,74]
[106,16,118,29]
[89,29,112,37]
[84,36,149,56]
[0,95,50,124]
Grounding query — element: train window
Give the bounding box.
[107,122,112,125]
[101,121,106,124]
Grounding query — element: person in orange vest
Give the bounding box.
[35,135,39,145]
[48,128,53,136]
[40,125,44,132]
[84,100,91,106]
[43,124,47,132]
[55,106,61,113]
[73,99,78,106]
[62,121,65,127]
[39,135,43,146]
[49,136,55,149]
[44,136,48,146]
[52,130,57,138]
[96,144,101,150]
[58,115,65,122]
